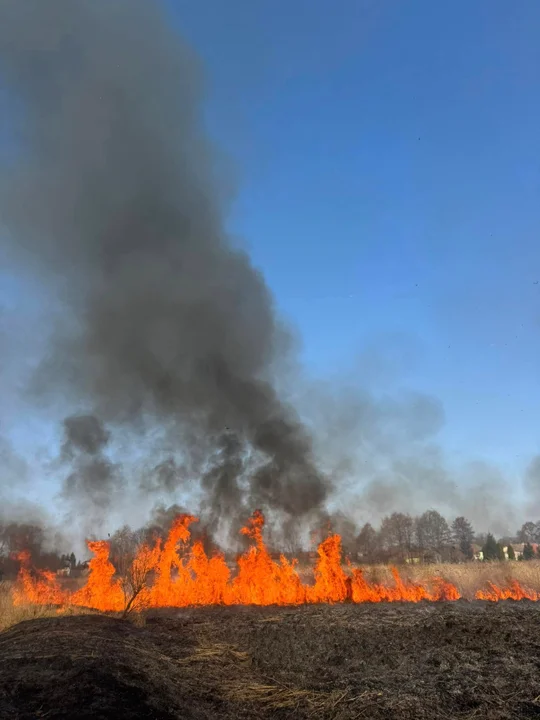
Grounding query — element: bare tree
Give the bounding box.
[451,516,475,559]
[110,526,158,617]
[380,513,414,563]
[120,543,160,617]
[281,516,302,558]
[0,524,8,557]
[516,521,540,543]
[416,510,451,561]
[356,523,379,563]
[4,523,44,557]
[328,512,358,559]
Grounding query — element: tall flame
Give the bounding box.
[16,510,530,611]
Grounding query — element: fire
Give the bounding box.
[349,566,461,603]
[71,541,124,611]
[475,581,539,602]
[22,509,533,612]
[12,551,68,606]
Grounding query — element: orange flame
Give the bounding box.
[475,580,539,601]
[10,511,474,611]
[72,540,124,611]
[12,551,68,606]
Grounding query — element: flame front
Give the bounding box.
[475,581,539,601]
[22,510,534,611]
[12,551,68,606]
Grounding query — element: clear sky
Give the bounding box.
[168,0,540,478]
[0,0,539,519]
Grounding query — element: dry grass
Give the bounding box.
[178,630,379,714]
[0,581,59,632]
[4,560,540,635]
[0,580,96,632]
[124,610,147,627]
[350,560,540,599]
[295,560,540,600]
[3,603,540,718]
[180,641,250,665]
[222,680,369,712]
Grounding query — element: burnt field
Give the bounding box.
[2,602,540,719]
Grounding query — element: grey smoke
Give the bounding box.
[0,0,329,520]
[299,371,520,537]
[62,415,110,458]
[524,455,540,517]
[0,1,534,544]
[0,434,29,490]
[61,415,119,533]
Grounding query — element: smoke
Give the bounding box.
[0,1,535,545]
[61,415,120,533]
[298,364,520,537]
[0,0,330,523]
[0,434,29,490]
[524,456,540,517]
[0,497,68,557]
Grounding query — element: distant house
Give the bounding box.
[56,566,71,577]
[471,544,484,561]
[504,543,538,560]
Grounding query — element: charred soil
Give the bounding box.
[1,601,540,719]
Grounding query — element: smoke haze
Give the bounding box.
[0,0,329,527]
[0,1,533,545]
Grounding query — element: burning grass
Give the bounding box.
[11,511,540,614]
[14,510,534,615]
[2,602,540,719]
[347,560,540,600]
[0,579,97,633]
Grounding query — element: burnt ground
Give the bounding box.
[2,602,540,719]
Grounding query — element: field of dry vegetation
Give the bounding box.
[2,600,540,719]
[293,559,540,599]
[4,560,540,632]
[0,581,95,633]
[353,560,540,597]
[4,562,540,719]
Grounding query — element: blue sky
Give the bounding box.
[167,0,540,477]
[1,0,539,517]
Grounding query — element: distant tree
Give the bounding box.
[110,525,148,575]
[496,543,506,561]
[499,536,516,549]
[328,512,358,558]
[506,544,516,560]
[523,543,535,560]
[474,533,487,548]
[281,519,302,558]
[416,510,451,560]
[3,523,44,558]
[517,522,539,544]
[0,525,7,558]
[482,533,500,561]
[380,513,414,562]
[356,523,379,562]
[451,516,475,559]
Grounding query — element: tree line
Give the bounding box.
[2,513,540,579]
[350,512,540,564]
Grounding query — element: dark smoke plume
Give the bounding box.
[61,414,118,511]
[0,0,329,520]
